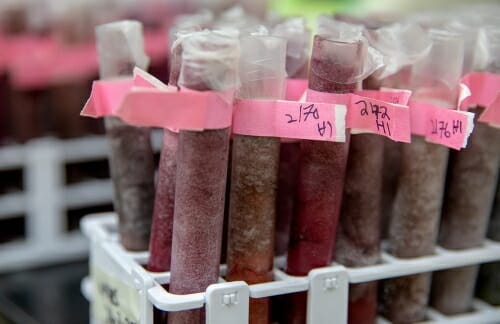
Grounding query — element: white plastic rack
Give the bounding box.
[81,213,500,324]
[0,132,162,272]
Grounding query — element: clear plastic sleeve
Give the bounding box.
[96,20,150,79]
[177,30,240,91]
[382,28,465,323]
[366,22,431,79]
[226,34,286,324]
[271,17,311,78]
[410,28,464,105]
[168,29,239,324]
[431,20,500,315]
[314,16,383,85]
[95,20,155,251]
[212,5,264,35]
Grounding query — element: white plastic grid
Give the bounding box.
[0,131,162,272]
[81,213,500,324]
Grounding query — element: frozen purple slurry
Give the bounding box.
[381,139,401,239]
[275,61,307,256]
[167,127,230,324]
[147,130,178,272]
[477,177,500,305]
[105,116,155,251]
[389,136,449,258]
[335,76,383,324]
[439,110,500,250]
[381,135,449,323]
[431,108,500,314]
[336,133,383,267]
[431,266,478,314]
[488,179,500,243]
[9,89,44,143]
[376,69,409,240]
[336,134,383,324]
[380,273,432,323]
[49,81,89,138]
[275,141,300,255]
[147,40,183,272]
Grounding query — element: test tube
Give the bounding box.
[284,34,364,323]
[225,35,286,324]
[431,25,500,315]
[381,29,464,323]
[342,23,430,323]
[146,27,187,273]
[95,20,155,251]
[167,30,239,324]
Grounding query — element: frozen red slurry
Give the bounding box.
[381,29,464,323]
[167,31,238,324]
[147,36,184,273]
[271,18,311,257]
[285,34,362,322]
[432,26,500,315]
[147,131,178,272]
[225,35,287,324]
[95,21,155,251]
[168,128,230,324]
[275,142,300,255]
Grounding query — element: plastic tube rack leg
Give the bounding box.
[308,266,349,324]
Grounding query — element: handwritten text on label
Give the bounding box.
[285,103,333,139]
[93,266,140,324]
[355,99,392,137]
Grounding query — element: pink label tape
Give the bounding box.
[409,99,474,150]
[8,39,98,89]
[233,99,346,142]
[81,68,232,131]
[461,72,500,127]
[356,88,412,106]
[2,28,166,89]
[8,38,98,89]
[285,79,308,101]
[307,88,411,143]
[2,34,55,69]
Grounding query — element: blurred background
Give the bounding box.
[0,0,498,323]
